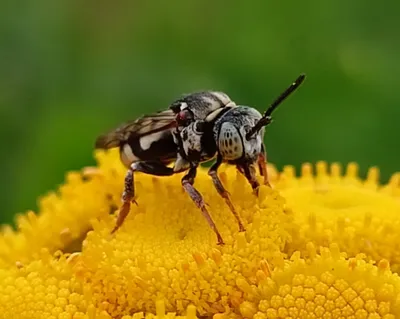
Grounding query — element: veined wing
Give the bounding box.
[95,109,176,149]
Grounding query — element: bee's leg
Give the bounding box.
[236,164,245,175]
[111,167,135,234]
[239,163,260,195]
[208,154,245,232]
[111,161,174,234]
[258,144,271,187]
[182,164,224,245]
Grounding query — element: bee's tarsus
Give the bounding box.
[240,164,260,194]
[217,237,225,246]
[112,201,131,234]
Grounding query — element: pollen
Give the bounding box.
[274,161,400,272]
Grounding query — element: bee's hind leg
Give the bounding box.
[208,154,245,232]
[111,168,135,234]
[111,161,174,234]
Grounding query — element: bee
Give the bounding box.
[95,91,236,236]
[95,74,305,245]
[176,74,306,245]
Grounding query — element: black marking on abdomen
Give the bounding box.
[126,131,177,163]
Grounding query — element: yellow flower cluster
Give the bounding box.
[75,172,292,317]
[0,149,400,318]
[253,244,400,319]
[0,250,87,319]
[274,162,400,272]
[0,170,112,265]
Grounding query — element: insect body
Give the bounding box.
[95,75,305,245]
[95,92,236,235]
[177,74,306,245]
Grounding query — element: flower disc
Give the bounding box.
[75,151,293,317]
[275,161,400,272]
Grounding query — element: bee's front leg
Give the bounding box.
[181,164,224,245]
[257,144,271,187]
[237,163,260,196]
[111,161,174,234]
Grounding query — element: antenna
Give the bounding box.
[246,73,306,140]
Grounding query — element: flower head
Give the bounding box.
[252,244,400,319]
[0,250,88,319]
[75,151,293,317]
[274,161,400,273]
[1,150,400,318]
[0,170,112,265]
[0,249,202,319]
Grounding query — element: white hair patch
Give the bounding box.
[139,131,165,150]
[180,102,188,110]
[120,144,139,167]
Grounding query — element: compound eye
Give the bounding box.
[176,110,193,126]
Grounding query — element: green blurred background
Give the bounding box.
[1,1,399,225]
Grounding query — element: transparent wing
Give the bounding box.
[95,109,176,149]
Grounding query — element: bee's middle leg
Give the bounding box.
[208,155,245,232]
[182,165,224,245]
[111,161,174,234]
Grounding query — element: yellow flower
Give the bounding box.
[0,250,198,319]
[0,169,114,265]
[274,161,400,272]
[2,245,400,318]
[75,150,293,317]
[1,149,400,318]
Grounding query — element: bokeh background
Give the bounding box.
[1,1,399,225]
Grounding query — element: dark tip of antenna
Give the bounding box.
[289,73,306,93]
[245,73,307,140]
[295,73,306,86]
[263,73,306,118]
